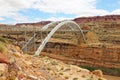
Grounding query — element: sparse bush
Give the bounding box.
[0,42,7,53]
[77,69,81,72]
[51,61,57,65]
[64,68,70,72]
[0,37,8,43]
[80,65,120,76]
[47,67,51,70]
[60,67,64,70]
[88,76,94,80]
[101,44,106,48]
[73,77,78,80]
[80,65,96,71]
[0,36,8,53]
[64,76,69,79]
[59,72,63,75]
[82,75,86,78]
[98,78,103,80]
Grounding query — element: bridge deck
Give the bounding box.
[0,26,88,35]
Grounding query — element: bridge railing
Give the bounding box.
[0,26,42,32]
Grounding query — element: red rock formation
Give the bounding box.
[15,21,51,27]
[73,15,120,24]
[1,15,120,27]
[0,24,6,26]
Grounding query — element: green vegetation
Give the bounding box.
[0,36,9,43]
[0,36,8,53]
[80,65,120,76]
[60,67,64,70]
[59,72,63,75]
[51,60,58,65]
[73,77,78,80]
[81,75,86,78]
[64,76,69,79]
[87,76,94,80]
[47,67,51,70]
[98,78,103,80]
[0,42,6,53]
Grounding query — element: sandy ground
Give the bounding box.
[104,75,120,80]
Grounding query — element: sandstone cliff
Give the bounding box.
[73,15,120,24]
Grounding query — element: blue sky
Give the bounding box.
[96,0,120,11]
[0,0,120,24]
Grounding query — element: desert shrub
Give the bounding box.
[64,76,69,79]
[81,75,86,78]
[0,37,8,43]
[60,67,64,70]
[73,77,78,80]
[88,76,94,80]
[0,42,7,53]
[98,78,103,80]
[59,72,63,75]
[51,61,57,65]
[80,65,120,76]
[0,37,8,53]
[80,65,96,71]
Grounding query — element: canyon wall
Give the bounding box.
[43,42,120,69]
[12,15,120,27]
[73,15,120,24]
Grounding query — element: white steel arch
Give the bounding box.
[35,21,86,55]
[41,21,60,31]
[22,21,59,53]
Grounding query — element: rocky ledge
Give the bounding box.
[0,43,106,80]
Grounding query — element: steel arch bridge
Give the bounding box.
[34,21,86,55]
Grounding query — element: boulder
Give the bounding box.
[92,70,103,77]
[0,53,10,64]
[0,63,8,80]
[13,52,21,58]
[15,46,23,54]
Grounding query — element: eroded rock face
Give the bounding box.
[0,41,107,80]
[15,21,51,26]
[0,63,8,80]
[73,15,120,23]
[43,43,120,69]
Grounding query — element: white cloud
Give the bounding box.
[13,14,28,23]
[0,0,120,24]
[0,0,37,23]
[111,9,120,15]
[33,0,112,16]
[33,0,120,17]
[44,17,72,21]
[34,0,97,14]
[0,17,4,21]
[33,18,42,22]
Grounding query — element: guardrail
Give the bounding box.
[0,27,89,32]
[0,26,41,32]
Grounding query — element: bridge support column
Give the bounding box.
[24,28,27,53]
